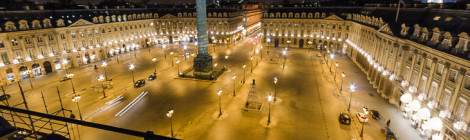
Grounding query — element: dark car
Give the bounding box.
[338,112,351,125]
[0,94,10,101]
[148,73,157,81]
[134,79,146,88]
[370,109,381,120]
[386,128,397,140]
[60,76,71,82]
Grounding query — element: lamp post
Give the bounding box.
[216,89,223,117]
[267,94,274,125]
[250,56,254,73]
[232,75,237,96]
[329,53,336,73]
[255,48,260,61]
[170,52,174,67]
[242,65,247,84]
[260,46,264,59]
[62,59,69,74]
[116,54,120,64]
[347,83,357,112]
[72,95,83,120]
[166,109,174,138]
[162,45,167,59]
[66,73,76,94]
[340,72,346,94]
[176,60,181,76]
[128,64,135,83]
[101,61,109,81]
[282,49,287,70]
[26,70,33,89]
[97,74,106,98]
[334,63,339,83]
[224,55,229,69]
[273,76,278,102]
[360,120,365,137]
[152,57,158,74]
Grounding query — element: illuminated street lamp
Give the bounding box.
[101,61,109,81]
[72,94,83,120]
[26,70,34,89]
[255,48,260,60]
[151,57,158,74]
[282,49,287,70]
[162,45,167,59]
[128,64,136,83]
[329,53,336,73]
[224,55,229,69]
[267,94,274,125]
[66,73,76,94]
[250,56,254,73]
[339,72,346,94]
[97,74,106,98]
[273,76,278,102]
[232,75,237,96]
[242,65,247,84]
[62,59,69,74]
[334,63,339,82]
[216,89,223,117]
[166,109,174,138]
[176,60,181,76]
[347,83,357,112]
[170,51,175,67]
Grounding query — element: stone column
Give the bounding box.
[396,46,408,79]
[436,62,450,102]
[193,0,213,76]
[406,50,417,82]
[391,43,400,72]
[449,68,466,111]
[416,54,427,92]
[424,58,438,95]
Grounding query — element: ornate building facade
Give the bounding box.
[0,3,468,140]
[0,4,262,85]
[262,5,469,140]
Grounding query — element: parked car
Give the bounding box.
[370,109,381,120]
[0,94,11,101]
[356,112,369,123]
[134,79,146,88]
[148,73,157,81]
[60,76,71,82]
[385,128,397,140]
[338,112,351,125]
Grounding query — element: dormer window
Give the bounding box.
[19,20,29,30]
[4,21,16,31]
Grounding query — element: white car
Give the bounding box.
[356,112,369,123]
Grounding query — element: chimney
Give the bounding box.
[23,5,30,10]
[37,5,44,10]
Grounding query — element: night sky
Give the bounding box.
[29,0,308,5]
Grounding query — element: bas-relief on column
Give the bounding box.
[193,0,213,76]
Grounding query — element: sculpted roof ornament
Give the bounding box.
[324,14,344,21]
[400,23,409,37]
[160,14,178,19]
[68,19,94,27]
[451,32,469,56]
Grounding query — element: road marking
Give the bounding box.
[87,95,125,119]
[115,91,148,117]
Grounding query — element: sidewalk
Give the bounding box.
[324,53,424,140]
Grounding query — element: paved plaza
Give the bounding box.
[0,34,426,140]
